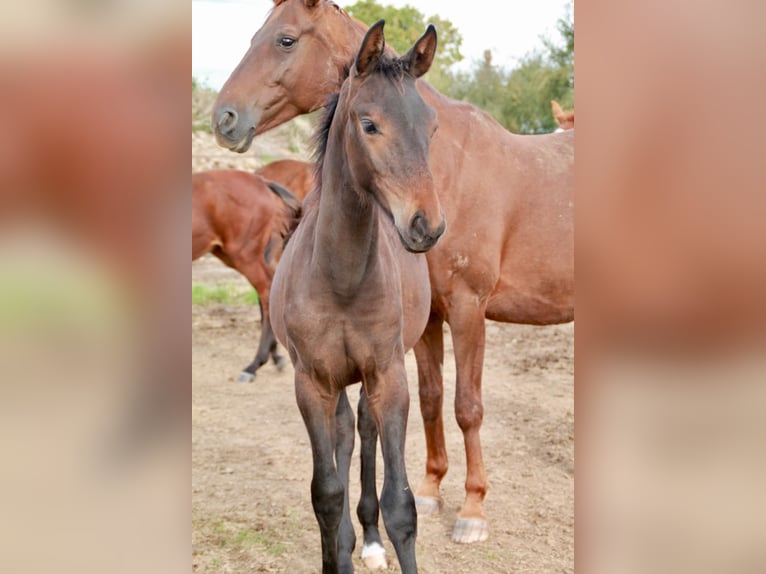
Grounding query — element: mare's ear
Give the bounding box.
[355,20,386,76]
[403,24,437,78]
[551,100,564,119]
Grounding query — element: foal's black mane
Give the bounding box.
[312,54,409,187]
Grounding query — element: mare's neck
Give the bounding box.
[314,146,379,300]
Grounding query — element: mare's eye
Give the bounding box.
[277,36,296,50]
[361,119,379,135]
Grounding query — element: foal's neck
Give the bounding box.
[314,156,380,301]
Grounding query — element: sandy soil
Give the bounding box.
[192,257,573,574]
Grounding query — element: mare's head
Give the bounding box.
[213,0,365,152]
[319,20,445,253]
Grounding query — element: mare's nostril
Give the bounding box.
[216,107,238,135]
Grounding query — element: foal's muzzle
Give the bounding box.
[401,211,446,253]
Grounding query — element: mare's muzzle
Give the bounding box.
[212,105,258,153]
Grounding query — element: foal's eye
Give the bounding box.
[277,36,296,50]
[360,119,379,135]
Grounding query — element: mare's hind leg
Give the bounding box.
[412,313,448,516]
[335,390,357,574]
[364,362,418,574]
[448,299,490,543]
[294,369,345,574]
[356,389,387,570]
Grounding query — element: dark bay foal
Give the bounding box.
[270,21,443,574]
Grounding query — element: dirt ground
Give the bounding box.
[192,257,573,574]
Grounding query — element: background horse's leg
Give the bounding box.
[365,363,418,574]
[356,388,388,570]
[294,370,344,574]
[335,390,357,574]
[412,312,448,516]
[240,300,285,381]
[448,299,490,544]
[232,259,283,381]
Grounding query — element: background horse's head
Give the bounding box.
[212,0,364,152]
[326,20,445,253]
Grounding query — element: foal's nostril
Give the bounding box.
[409,213,428,242]
[216,107,238,135]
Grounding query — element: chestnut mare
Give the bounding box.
[214,0,574,545]
[269,21,443,574]
[192,169,302,380]
[551,100,575,131]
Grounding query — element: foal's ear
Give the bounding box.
[303,0,320,8]
[403,24,438,79]
[355,19,386,76]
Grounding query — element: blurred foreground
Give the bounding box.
[0,1,188,572]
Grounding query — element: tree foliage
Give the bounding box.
[345,1,573,134]
[448,2,574,133]
[345,0,463,93]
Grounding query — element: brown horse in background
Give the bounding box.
[551,100,575,131]
[214,0,573,546]
[255,158,315,199]
[270,21,442,573]
[192,169,302,380]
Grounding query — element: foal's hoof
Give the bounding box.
[273,356,287,372]
[238,371,255,383]
[415,495,443,516]
[361,542,387,570]
[451,518,489,544]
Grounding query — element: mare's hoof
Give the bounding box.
[451,518,489,544]
[238,371,255,383]
[274,356,287,372]
[361,542,387,570]
[415,495,443,516]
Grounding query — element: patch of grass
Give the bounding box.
[192,283,259,306]
[196,519,288,558]
[235,528,287,556]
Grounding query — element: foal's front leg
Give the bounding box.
[364,361,419,574]
[294,369,345,574]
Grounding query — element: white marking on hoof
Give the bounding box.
[361,542,387,570]
[451,518,489,544]
[415,495,443,516]
[238,371,255,383]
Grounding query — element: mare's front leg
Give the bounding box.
[356,389,387,569]
[448,297,490,543]
[412,312,448,515]
[294,369,346,574]
[364,361,418,574]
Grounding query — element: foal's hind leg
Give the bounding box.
[356,389,388,570]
